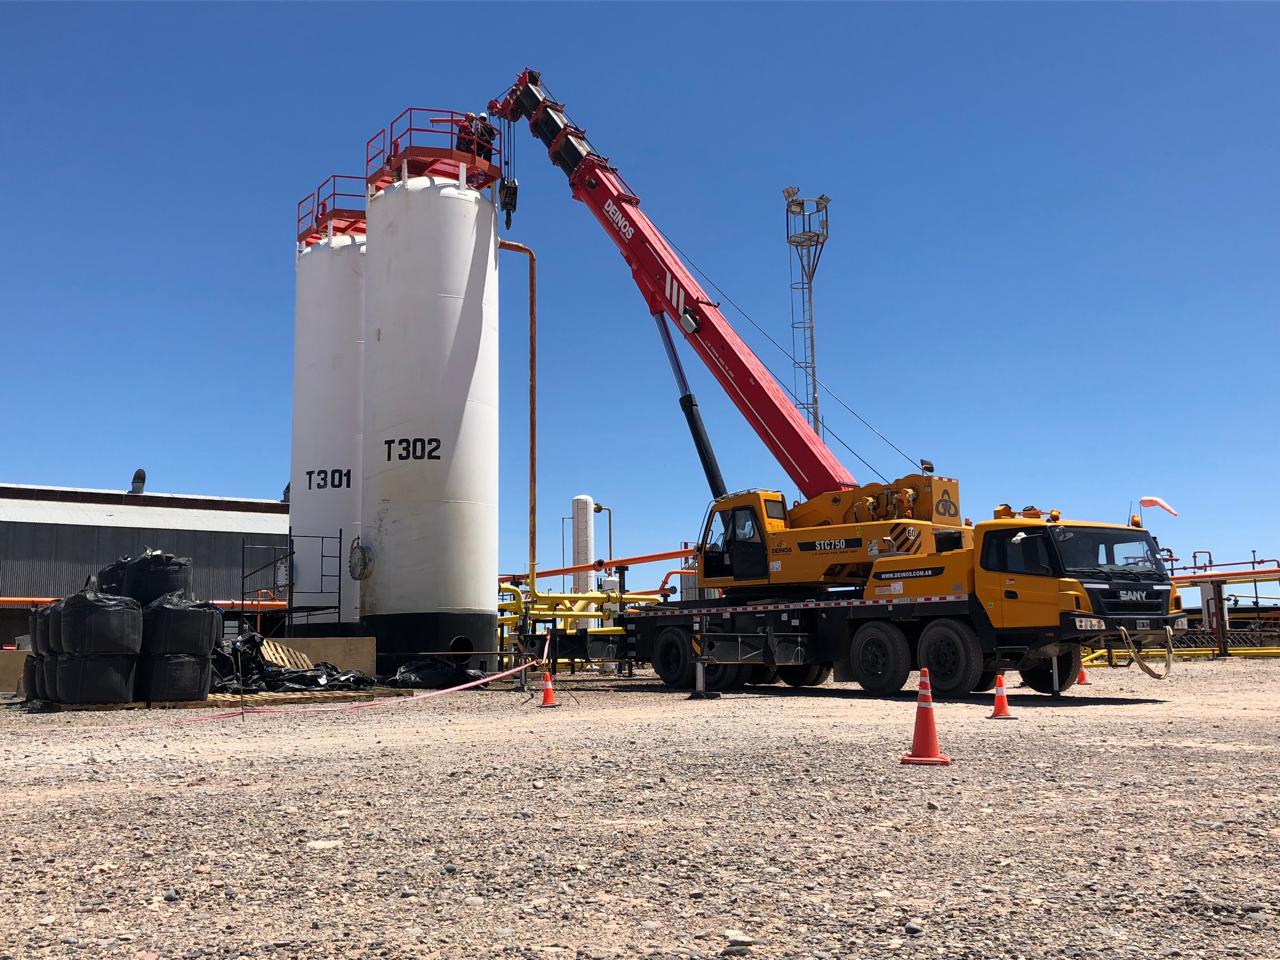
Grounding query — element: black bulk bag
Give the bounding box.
[56,655,136,705]
[47,600,64,656]
[60,590,143,657]
[142,594,222,657]
[23,656,38,701]
[33,605,49,656]
[122,550,192,608]
[97,556,130,596]
[137,654,211,702]
[28,655,47,700]
[41,656,60,702]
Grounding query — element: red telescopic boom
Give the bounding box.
[490,70,855,500]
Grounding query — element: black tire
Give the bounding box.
[652,627,695,689]
[1019,646,1082,696]
[704,662,742,691]
[777,664,830,688]
[972,669,998,693]
[849,621,912,694]
[917,619,984,696]
[747,664,780,685]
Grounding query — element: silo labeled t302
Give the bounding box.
[290,178,367,623]
[357,164,499,669]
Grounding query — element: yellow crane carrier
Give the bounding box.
[492,69,1186,694]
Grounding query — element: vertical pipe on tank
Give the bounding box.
[291,234,365,623]
[571,495,595,593]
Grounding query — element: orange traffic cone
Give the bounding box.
[989,673,1015,719]
[539,671,560,708]
[1076,666,1091,686]
[901,668,951,766]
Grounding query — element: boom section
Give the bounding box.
[491,70,855,500]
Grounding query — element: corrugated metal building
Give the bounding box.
[0,483,289,644]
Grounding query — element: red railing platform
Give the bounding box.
[297,175,368,246]
[366,107,502,192]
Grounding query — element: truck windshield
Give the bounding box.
[1048,526,1167,580]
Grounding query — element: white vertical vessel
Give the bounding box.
[359,175,499,667]
[571,494,595,593]
[291,233,365,622]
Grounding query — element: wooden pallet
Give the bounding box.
[47,687,412,712]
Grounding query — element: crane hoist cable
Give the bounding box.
[655,226,922,476]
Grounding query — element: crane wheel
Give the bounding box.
[849,621,911,694]
[747,665,780,685]
[777,664,831,688]
[972,669,999,693]
[704,662,743,691]
[1019,646,1082,696]
[652,627,695,689]
[917,619,984,696]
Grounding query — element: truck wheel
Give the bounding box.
[777,664,830,687]
[747,665,779,685]
[972,669,998,693]
[704,662,742,691]
[917,619,984,696]
[652,627,695,689]
[849,621,911,694]
[1019,647,1081,696]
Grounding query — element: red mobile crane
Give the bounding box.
[492,69,1185,697]
[489,69,855,503]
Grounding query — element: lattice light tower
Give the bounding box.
[784,187,830,436]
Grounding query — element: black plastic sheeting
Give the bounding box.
[142,594,221,657]
[384,661,490,690]
[208,633,491,694]
[40,656,58,701]
[60,590,143,657]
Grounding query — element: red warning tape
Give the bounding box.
[178,640,550,725]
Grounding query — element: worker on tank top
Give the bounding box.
[474,112,496,163]
[456,113,477,156]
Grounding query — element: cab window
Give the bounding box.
[764,499,787,521]
[732,509,760,543]
[705,511,731,552]
[981,529,1055,576]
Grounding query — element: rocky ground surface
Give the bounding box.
[2,658,1278,960]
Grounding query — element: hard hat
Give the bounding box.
[478,111,488,120]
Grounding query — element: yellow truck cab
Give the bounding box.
[623,490,1186,697]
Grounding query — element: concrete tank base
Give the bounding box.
[363,611,498,675]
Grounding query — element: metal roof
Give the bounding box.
[0,497,289,535]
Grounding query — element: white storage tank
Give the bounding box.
[290,233,365,623]
[358,175,498,668]
[571,494,595,593]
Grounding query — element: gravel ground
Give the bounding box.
[2,658,1278,960]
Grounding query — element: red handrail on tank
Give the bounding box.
[297,175,367,246]
[365,107,502,192]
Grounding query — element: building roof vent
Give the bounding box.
[129,468,146,495]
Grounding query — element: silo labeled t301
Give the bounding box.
[290,178,367,623]
[357,131,500,670]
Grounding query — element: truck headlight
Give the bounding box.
[1074,617,1105,631]
[1173,617,1188,631]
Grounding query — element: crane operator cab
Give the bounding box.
[700,496,776,582]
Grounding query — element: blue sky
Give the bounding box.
[2,3,1277,582]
